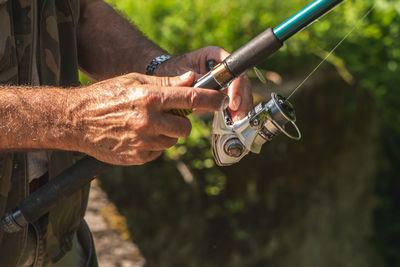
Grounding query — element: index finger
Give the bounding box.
[158,86,229,112]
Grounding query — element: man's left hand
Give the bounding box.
[154,46,253,122]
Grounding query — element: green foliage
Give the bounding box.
[99,0,399,265]
[106,0,399,132]
[164,115,228,197]
[79,72,93,85]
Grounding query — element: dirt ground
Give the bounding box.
[84,180,145,267]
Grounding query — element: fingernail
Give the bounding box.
[221,95,230,110]
[180,71,192,80]
[232,96,242,111]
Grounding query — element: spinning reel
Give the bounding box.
[0,0,342,234]
[212,93,301,166]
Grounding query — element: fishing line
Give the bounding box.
[286,4,376,100]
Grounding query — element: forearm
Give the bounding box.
[0,86,76,152]
[78,0,166,80]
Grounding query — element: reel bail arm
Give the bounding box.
[213,93,301,166]
[0,0,343,232]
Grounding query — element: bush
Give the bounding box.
[100,1,400,265]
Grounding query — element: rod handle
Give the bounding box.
[1,156,110,233]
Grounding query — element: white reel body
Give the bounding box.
[212,93,301,166]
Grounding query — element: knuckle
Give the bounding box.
[189,89,200,109]
[141,119,152,132]
[166,138,178,148]
[136,113,153,132]
[144,92,159,106]
[160,77,172,87]
[181,120,192,138]
[125,72,139,81]
[206,45,220,51]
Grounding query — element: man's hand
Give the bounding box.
[67,72,228,165]
[78,1,251,121]
[154,46,253,122]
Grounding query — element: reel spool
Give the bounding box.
[212,93,301,166]
[257,93,301,141]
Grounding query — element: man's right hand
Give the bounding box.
[67,71,228,165]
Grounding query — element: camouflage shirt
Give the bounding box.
[0,0,89,266]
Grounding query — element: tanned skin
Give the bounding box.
[78,0,166,78]
[77,0,252,118]
[0,0,251,166]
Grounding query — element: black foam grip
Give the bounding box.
[19,156,110,223]
[224,28,283,77]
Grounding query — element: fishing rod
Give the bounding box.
[197,0,343,166]
[1,0,344,233]
[193,0,343,90]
